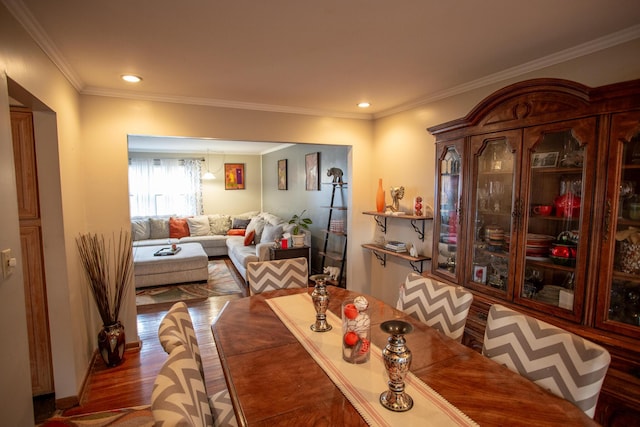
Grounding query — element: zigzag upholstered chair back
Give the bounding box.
[396,273,473,342]
[152,344,213,426]
[157,302,238,426]
[482,304,610,418]
[247,257,308,295]
[158,302,204,380]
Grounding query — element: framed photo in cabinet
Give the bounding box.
[532,151,559,168]
[277,159,287,190]
[225,163,245,190]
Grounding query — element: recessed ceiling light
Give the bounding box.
[121,74,142,83]
[357,102,370,108]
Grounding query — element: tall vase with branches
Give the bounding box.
[76,231,133,367]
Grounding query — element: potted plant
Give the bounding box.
[289,210,312,247]
[76,230,133,367]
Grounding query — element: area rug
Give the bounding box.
[135,259,244,306]
[39,405,153,426]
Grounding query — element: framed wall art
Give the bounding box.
[224,163,245,190]
[277,159,288,190]
[305,152,320,191]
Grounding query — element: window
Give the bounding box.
[128,158,203,217]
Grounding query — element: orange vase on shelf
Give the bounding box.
[376,178,385,212]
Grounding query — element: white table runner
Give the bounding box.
[266,293,478,427]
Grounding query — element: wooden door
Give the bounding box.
[10,107,54,396]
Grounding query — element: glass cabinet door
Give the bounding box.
[516,119,596,322]
[433,142,464,282]
[467,132,518,298]
[598,111,640,337]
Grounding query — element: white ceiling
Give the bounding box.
[5,0,640,152]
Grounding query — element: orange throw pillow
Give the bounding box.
[227,229,246,236]
[169,217,190,238]
[244,230,255,246]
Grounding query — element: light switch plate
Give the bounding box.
[1,249,14,279]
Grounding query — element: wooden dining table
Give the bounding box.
[211,286,597,426]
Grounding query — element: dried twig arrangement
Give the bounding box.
[76,231,133,326]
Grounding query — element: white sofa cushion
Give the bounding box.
[260,224,283,244]
[208,214,232,235]
[187,215,211,236]
[246,216,266,242]
[131,218,151,241]
[149,217,170,239]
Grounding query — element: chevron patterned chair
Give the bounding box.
[152,344,213,426]
[396,272,473,342]
[158,302,238,426]
[482,304,611,418]
[246,256,309,295]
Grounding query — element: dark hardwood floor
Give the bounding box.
[62,258,247,417]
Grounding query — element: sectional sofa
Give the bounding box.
[131,212,308,281]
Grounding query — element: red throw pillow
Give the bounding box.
[169,217,190,238]
[227,229,246,236]
[243,230,255,246]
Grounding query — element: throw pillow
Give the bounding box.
[131,219,151,241]
[246,216,266,243]
[244,230,255,246]
[227,229,246,236]
[169,217,190,238]
[231,217,251,229]
[149,218,170,239]
[187,215,210,236]
[208,214,232,235]
[260,224,283,243]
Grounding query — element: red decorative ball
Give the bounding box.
[415,202,422,210]
[359,338,370,354]
[343,303,358,320]
[344,331,359,346]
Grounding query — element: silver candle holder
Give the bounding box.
[379,320,414,412]
[309,274,332,332]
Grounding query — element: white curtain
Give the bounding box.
[129,158,203,217]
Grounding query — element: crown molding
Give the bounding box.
[3,0,84,90]
[80,86,373,120]
[374,24,640,119]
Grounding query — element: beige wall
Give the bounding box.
[2,2,640,423]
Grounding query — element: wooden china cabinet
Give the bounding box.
[428,79,640,426]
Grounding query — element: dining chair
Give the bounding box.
[396,272,473,342]
[151,344,213,427]
[482,304,610,418]
[158,302,238,426]
[246,256,309,295]
[158,301,204,379]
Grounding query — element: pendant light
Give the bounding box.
[203,149,215,180]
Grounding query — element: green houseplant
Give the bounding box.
[76,230,133,367]
[289,210,312,247]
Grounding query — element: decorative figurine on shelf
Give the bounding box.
[323,266,340,280]
[414,196,423,216]
[326,167,344,186]
[387,186,405,212]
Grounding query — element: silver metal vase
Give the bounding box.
[379,320,414,412]
[310,274,332,332]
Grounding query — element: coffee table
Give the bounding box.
[133,242,208,288]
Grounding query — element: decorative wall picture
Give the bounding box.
[224,163,245,190]
[277,159,288,190]
[305,152,320,191]
[532,151,559,168]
